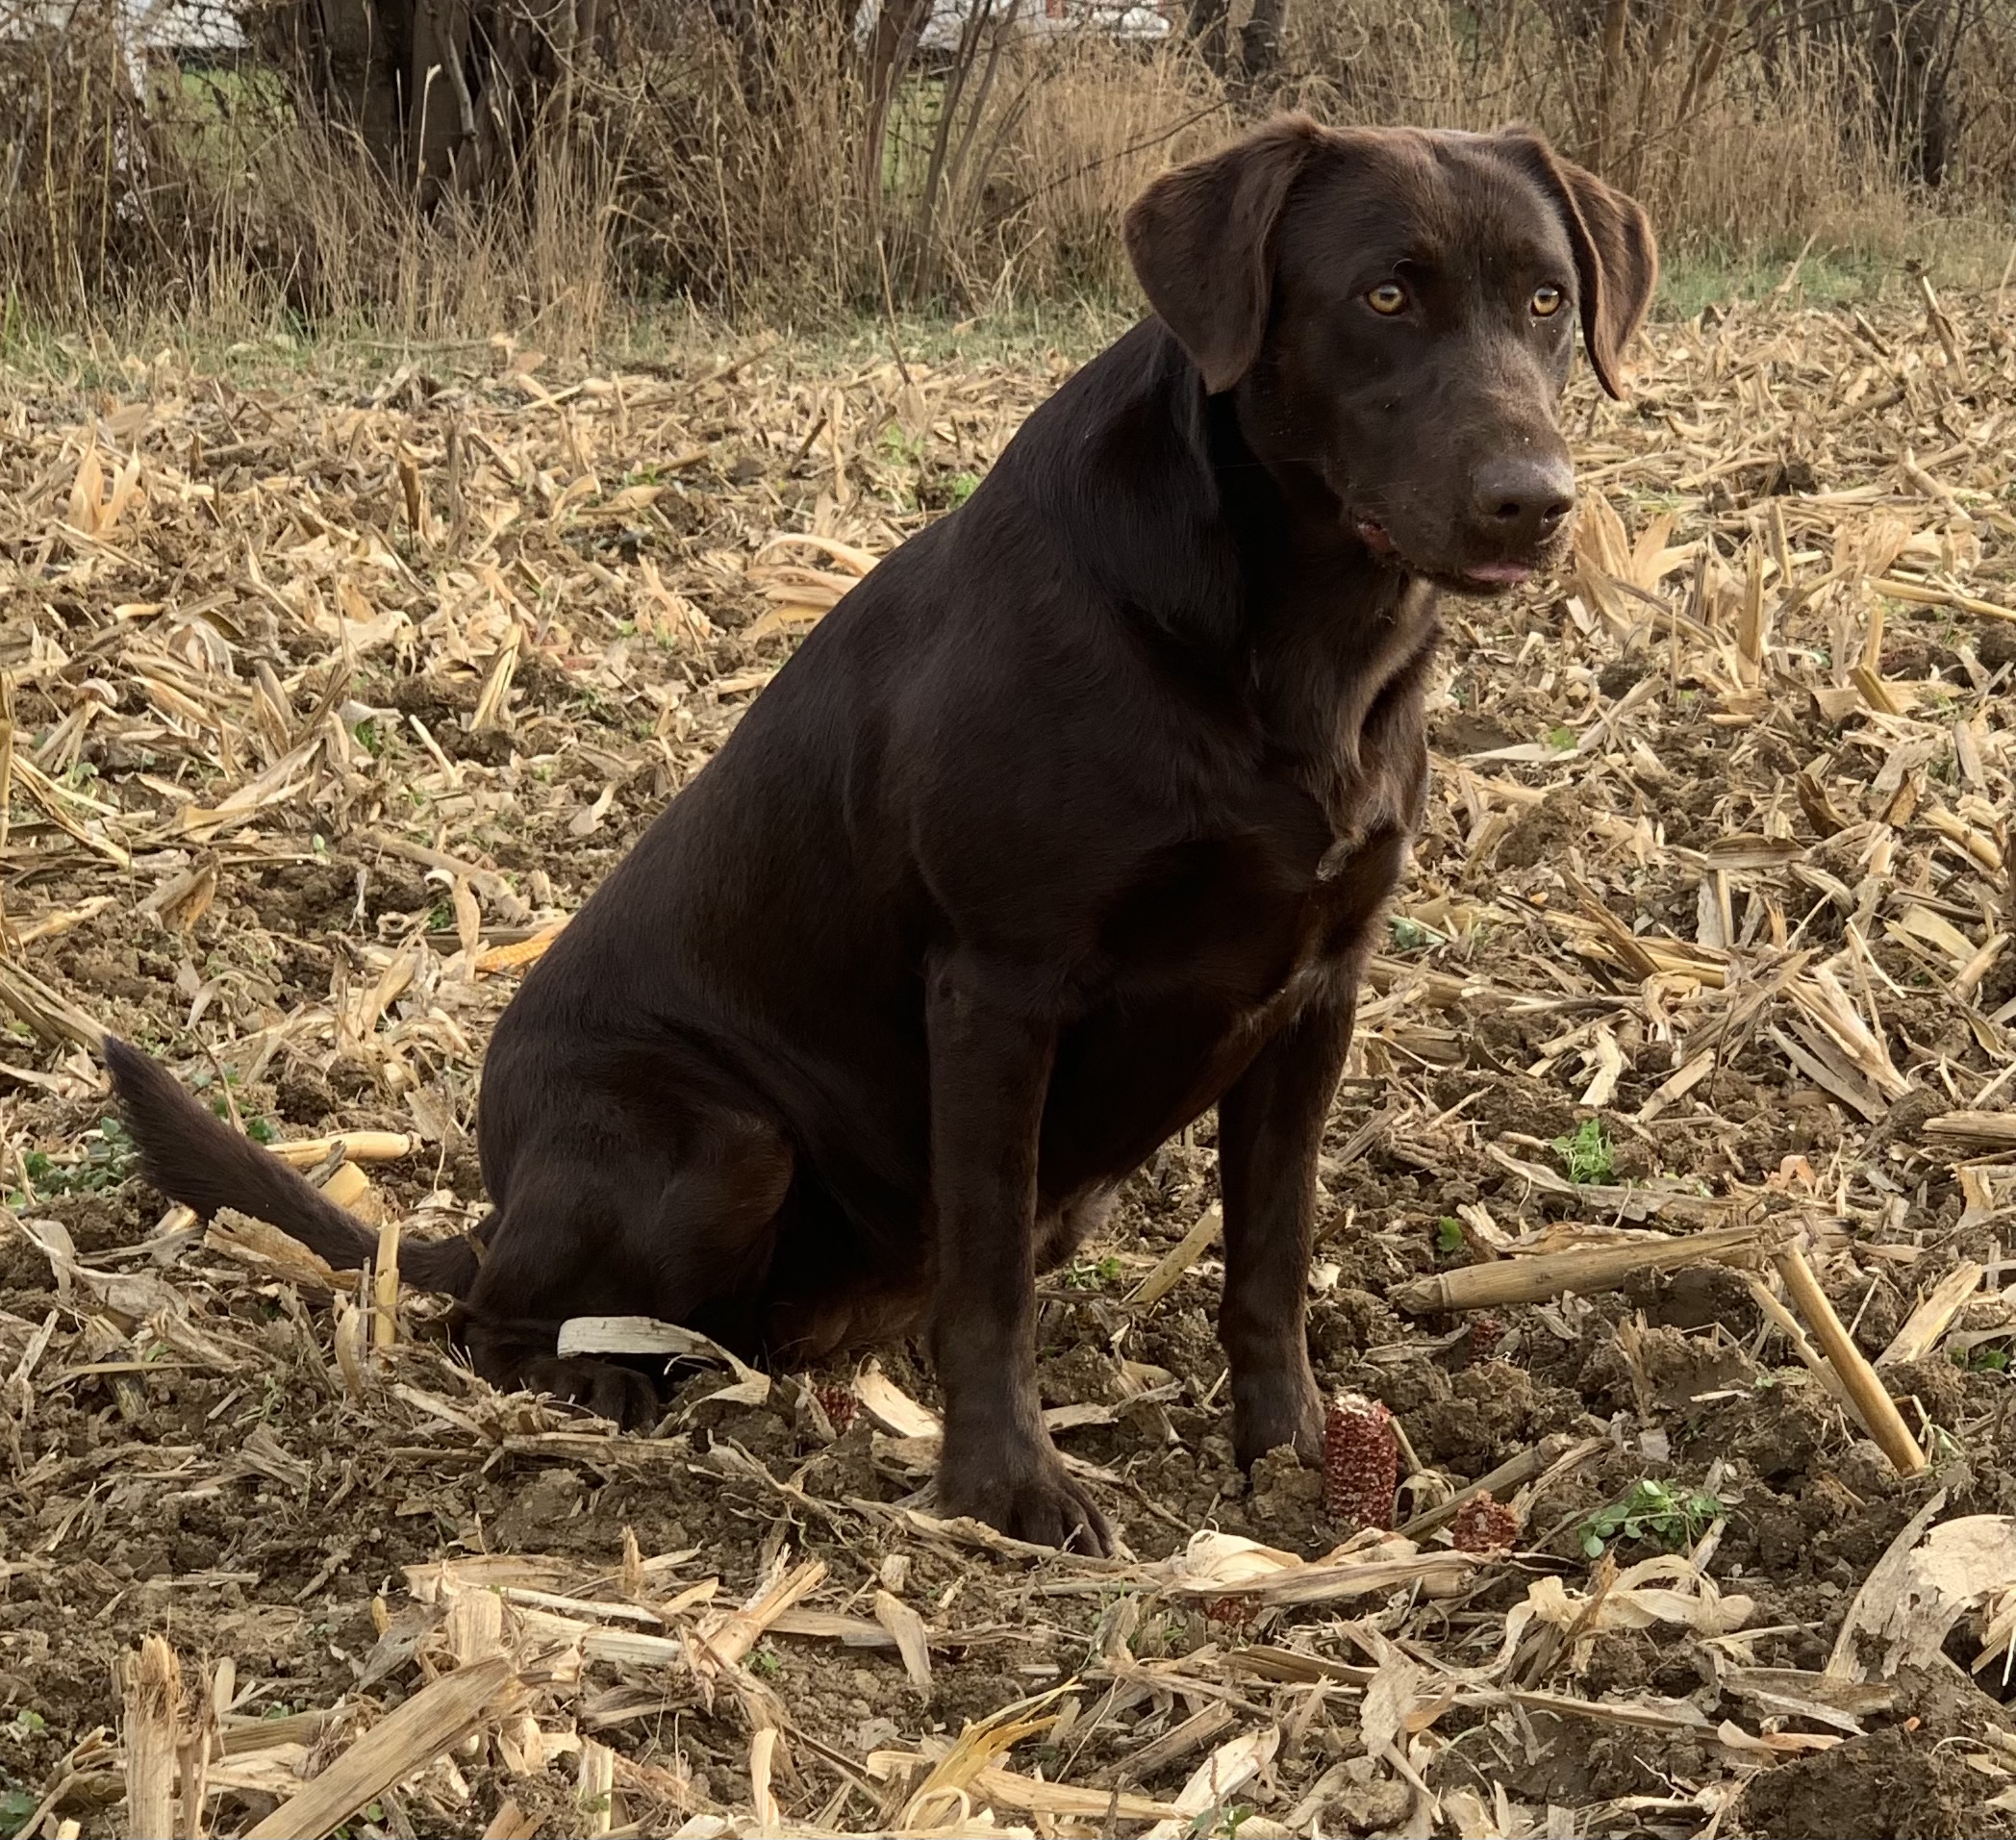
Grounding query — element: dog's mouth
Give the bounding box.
[1353,517,1557,595]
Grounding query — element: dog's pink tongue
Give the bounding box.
[1464,561,1532,586]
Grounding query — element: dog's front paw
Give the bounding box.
[1232,1365,1324,1470]
[939,1444,1113,1555]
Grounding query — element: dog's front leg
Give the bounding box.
[925,952,1112,1554]
[1217,987,1356,1470]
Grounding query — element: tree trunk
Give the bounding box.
[265,0,606,202]
[409,0,476,200]
[1239,0,1286,83]
[863,0,934,207]
[708,0,770,110]
[260,0,408,172]
[1869,0,1959,188]
[1772,0,1972,192]
[1187,0,1231,77]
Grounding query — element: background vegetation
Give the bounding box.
[3,0,2014,346]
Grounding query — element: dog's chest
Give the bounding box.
[1284,588,1438,860]
[1118,668,1426,997]
[1236,588,1438,982]
[1085,585,1435,1052]
[1060,635,1430,1142]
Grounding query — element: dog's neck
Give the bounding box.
[1163,330,1443,760]
[1006,320,1440,775]
[1032,321,1427,647]
[1200,385,1426,636]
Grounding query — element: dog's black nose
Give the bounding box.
[1469,454,1575,548]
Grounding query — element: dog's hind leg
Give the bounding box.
[455,1108,795,1424]
[454,1309,666,1425]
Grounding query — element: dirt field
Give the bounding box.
[7,285,2016,1840]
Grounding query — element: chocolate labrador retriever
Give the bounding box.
[107,114,1654,1554]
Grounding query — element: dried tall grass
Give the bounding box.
[2,0,2008,340]
[1,0,632,341]
[0,2,198,315]
[608,14,1230,315]
[214,106,630,344]
[1275,0,1926,258]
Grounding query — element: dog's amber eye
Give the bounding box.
[1366,282,1407,315]
[1531,284,1565,317]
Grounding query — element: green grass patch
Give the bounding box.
[1579,1478,1725,1558]
[1553,1118,1615,1186]
[1654,220,2010,321]
[7,1118,137,1203]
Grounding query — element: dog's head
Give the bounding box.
[1123,116,1656,595]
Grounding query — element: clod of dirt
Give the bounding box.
[1414,1361,1537,1470]
[1492,1714,1715,1804]
[275,1063,339,1123]
[1364,1350,1454,1416]
[1723,1374,1837,1484]
[1494,787,1589,870]
[450,726,517,766]
[1431,711,1518,754]
[1978,623,2016,672]
[1735,1725,2014,1840]
[1887,1355,1970,1428]
[795,1425,883,1500]
[1627,1262,1760,1335]
[1038,1343,1121,1406]
[1311,1285,1402,1359]
[384,673,478,726]
[1623,1322,1755,1414]
[1248,1444,1328,1550]
[1333,1776,1412,1833]
[489,1466,587,1545]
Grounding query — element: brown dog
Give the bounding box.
[107,115,1654,1555]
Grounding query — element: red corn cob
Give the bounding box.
[814,1383,858,1436]
[1323,1391,1398,1530]
[1203,1595,1256,1629]
[1450,1492,1520,1553]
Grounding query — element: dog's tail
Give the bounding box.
[103,1037,480,1298]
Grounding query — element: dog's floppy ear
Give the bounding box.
[1498,132,1658,399]
[1123,113,1327,395]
